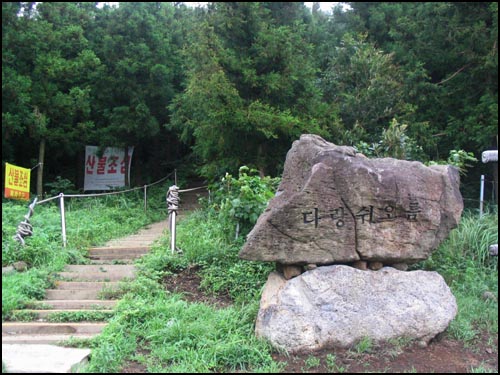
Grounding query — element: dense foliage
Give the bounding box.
[2,2,498,203]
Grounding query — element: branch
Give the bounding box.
[436,64,471,85]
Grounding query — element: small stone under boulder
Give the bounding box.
[256,265,457,353]
[239,134,463,265]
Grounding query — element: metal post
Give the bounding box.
[479,175,485,217]
[171,211,176,255]
[481,149,498,255]
[167,185,179,254]
[144,185,147,212]
[59,193,67,247]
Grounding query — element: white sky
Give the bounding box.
[304,2,346,13]
[187,2,345,13]
[100,3,347,14]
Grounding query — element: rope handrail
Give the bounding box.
[36,171,175,205]
[146,174,173,188]
[178,185,208,193]
[36,195,61,205]
[13,171,177,247]
[13,197,38,245]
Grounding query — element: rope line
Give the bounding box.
[36,171,175,205]
[178,185,208,193]
[167,185,180,215]
[36,195,61,205]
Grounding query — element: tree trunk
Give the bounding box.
[124,145,129,187]
[75,149,85,190]
[257,143,267,178]
[135,144,142,185]
[37,138,45,198]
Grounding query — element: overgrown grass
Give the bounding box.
[86,292,281,372]
[415,209,498,344]
[175,210,275,304]
[2,268,52,318]
[83,209,283,372]
[3,182,497,372]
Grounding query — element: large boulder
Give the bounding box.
[239,134,463,265]
[255,265,457,353]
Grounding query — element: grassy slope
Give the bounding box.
[3,194,497,372]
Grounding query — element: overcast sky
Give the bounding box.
[304,2,347,13]
[100,2,348,13]
[187,2,346,13]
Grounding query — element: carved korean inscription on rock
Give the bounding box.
[239,134,463,265]
[302,195,422,229]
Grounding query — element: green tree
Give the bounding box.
[345,2,498,159]
[2,3,34,162]
[90,2,184,183]
[169,2,337,180]
[2,2,101,196]
[321,33,415,144]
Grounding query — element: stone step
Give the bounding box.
[88,253,145,261]
[100,241,155,246]
[58,264,136,281]
[29,299,117,310]
[2,344,91,373]
[57,272,134,282]
[105,237,160,243]
[2,333,98,345]
[64,264,136,273]
[88,259,135,265]
[12,309,114,320]
[88,246,149,255]
[45,289,108,300]
[98,244,153,250]
[2,322,107,335]
[53,281,121,290]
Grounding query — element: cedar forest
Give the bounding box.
[2,2,498,204]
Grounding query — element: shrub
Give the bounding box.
[210,166,280,240]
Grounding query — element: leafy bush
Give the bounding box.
[209,166,280,240]
[355,118,425,161]
[44,176,79,196]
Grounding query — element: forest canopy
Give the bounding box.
[2,2,498,201]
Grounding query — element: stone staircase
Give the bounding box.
[2,220,167,347]
[2,186,207,371]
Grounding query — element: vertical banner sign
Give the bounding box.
[84,146,134,191]
[4,163,31,200]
